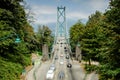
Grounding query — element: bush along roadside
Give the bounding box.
[83,63,99,80]
[84,64,98,73]
[0,57,23,80]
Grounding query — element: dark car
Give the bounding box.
[64,47,66,49]
[66,55,69,59]
[67,63,72,68]
[55,55,58,60]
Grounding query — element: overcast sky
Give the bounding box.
[25,0,109,32]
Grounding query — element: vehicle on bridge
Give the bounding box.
[60,54,63,57]
[55,55,58,60]
[46,70,54,80]
[67,63,72,68]
[58,71,65,79]
[59,59,64,64]
[66,55,69,59]
[49,64,56,71]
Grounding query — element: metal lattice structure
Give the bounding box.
[52,6,72,57]
[54,6,67,44]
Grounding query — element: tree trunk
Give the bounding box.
[88,59,91,65]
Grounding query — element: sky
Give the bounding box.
[24,0,109,32]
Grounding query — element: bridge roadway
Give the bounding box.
[53,42,86,80]
[26,37,98,80]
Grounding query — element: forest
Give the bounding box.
[70,0,120,80]
[0,0,53,80]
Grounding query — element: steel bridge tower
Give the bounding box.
[54,6,67,44]
[51,6,72,57]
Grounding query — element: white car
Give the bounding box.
[46,70,54,80]
[60,54,63,57]
[60,60,64,64]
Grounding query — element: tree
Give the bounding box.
[69,0,120,79]
[69,20,85,52]
[81,11,103,65]
[0,0,33,79]
[36,25,54,52]
[98,0,120,79]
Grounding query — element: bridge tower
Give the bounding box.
[55,6,67,44]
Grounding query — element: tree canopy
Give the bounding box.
[0,0,53,80]
[69,0,120,79]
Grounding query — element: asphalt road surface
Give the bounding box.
[26,37,98,80]
[36,61,51,80]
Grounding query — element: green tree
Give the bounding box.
[0,0,33,79]
[98,0,120,79]
[81,11,103,64]
[36,25,54,52]
[69,20,85,52]
[69,0,120,79]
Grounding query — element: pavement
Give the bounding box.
[85,71,98,80]
[25,54,99,80]
[70,60,99,80]
[25,37,99,80]
[36,60,51,80]
[25,56,42,80]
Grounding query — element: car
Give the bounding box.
[64,47,66,49]
[60,54,63,57]
[66,55,69,59]
[60,61,64,64]
[55,55,58,60]
[46,70,54,80]
[60,60,64,64]
[65,49,67,52]
[67,63,72,68]
[49,64,56,71]
[58,71,65,79]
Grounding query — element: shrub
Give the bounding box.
[0,57,23,80]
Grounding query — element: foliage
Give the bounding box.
[37,51,42,56]
[69,20,85,52]
[0,0,35,79]
[98,64,120,80]
[80,11,104,65]
[84,64,98,73]
[0,57,23,80]
[70,0,120,79]
[23,23,39,52]
[0,0,53,80]
[98,0,120,79]
[36,25,54,52]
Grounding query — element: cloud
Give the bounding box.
[71,0,81,2]
[30,5,57,24]
[67,12,89,20]
[89,0,109,12]
[35,17,56,24]
[28,0,109,26]
[32,5,56,15]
